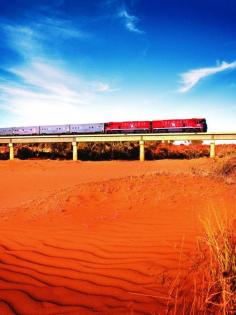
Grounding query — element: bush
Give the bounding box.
[17,146,35,160]
[200,210,236,314]
[2,142,235,161]
[0,152,9,160]
[153,143,209,160]
[214,155,236,184]
[166,210,236,314]
[216,144,236,158]
[77,142,139,160]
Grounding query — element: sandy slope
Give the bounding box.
[0,159,235,314]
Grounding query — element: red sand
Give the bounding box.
[0,159,235,314]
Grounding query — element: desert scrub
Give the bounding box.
[191,155,236,184]
[165,210,236,315]
[5,142,235,161]
[214,155,236,184]
[153,143,209,160]
[200,210,236,314]
[216,144,236,158]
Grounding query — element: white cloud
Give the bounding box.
[96,82,111,92]
[179,61,236,93]
[3,16,84,41]
[0,19,118,126]
[34,16,85,39]
[0,60,119,125]
[95,82,120,92]
[11,62,81,97]
[1,17,86,61]
[119,9,144,34]
[2,24,43,57]
[0,89,89,125]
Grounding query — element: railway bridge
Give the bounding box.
[0,132,236,161]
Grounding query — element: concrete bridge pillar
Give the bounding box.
[139,140,145,161]
[9,143,14,160]
[72,141,78,161]
[210,141,216,158]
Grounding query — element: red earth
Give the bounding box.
[0,159,235,314]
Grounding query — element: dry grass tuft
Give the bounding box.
[213,155,236,184]
[200,210,236,314]
[215,155,236,177]
[191,154,236,184]
[216,144,236,158]
[165,210,236,314]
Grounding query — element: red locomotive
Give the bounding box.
[104,118,207,133]
[152,118,207,133]
[105,121,150,133]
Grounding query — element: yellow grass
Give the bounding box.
[200,209,236,314]
[166,209,236,314]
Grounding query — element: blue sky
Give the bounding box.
[0,0,236,131]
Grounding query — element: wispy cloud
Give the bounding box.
[95,82,119,92]
[33,16,85,39]
[1,16,86,58]
[119,9,144,34]
[0,19,118,125]
[0,60,117,125]
[179,61,236,93]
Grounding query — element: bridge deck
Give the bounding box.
[0,132,236,144]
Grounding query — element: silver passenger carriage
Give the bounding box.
[0,128,13,136]
[13,126,40,135]
[39,125,70,134]
[69,123,104,134]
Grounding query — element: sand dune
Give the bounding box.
[0,160,235,314]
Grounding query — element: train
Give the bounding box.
[0,118,207,136]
